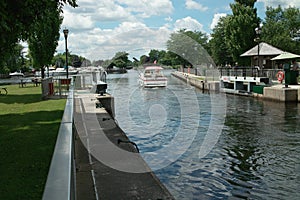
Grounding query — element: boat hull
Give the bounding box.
[138,65,168,87]
[139,77,167,87]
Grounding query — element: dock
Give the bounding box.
[73,90,174,199]
[172,71,300,102]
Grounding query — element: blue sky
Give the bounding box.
[55,0,299,61]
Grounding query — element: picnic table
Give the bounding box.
[19,78,41,87]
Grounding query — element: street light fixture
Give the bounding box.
[63,28,69,79]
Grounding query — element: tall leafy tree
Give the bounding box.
[0,44,24,74]
[262,6,300,54]
[0,0,77,68]
[148,49,160,63]
[166,29,212,67]
[110,51,131,68]
[209,16,233,66]
[28,1,63,78]
[225,0,259,66]
[235,0,256,7]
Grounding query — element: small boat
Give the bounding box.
[9,71,24,78]
[35,66,79,77]
[52,67,79,76]
[139,66,167,87]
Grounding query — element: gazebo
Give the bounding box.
[241,42,284,69]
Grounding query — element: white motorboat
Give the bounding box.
[138,66,167,87]
[52,67,78,76]
[9,71,24,78]
[35,66,79,77]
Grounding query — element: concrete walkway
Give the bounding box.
[73,91,174,200]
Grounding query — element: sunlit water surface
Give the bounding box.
[107,70,300,199]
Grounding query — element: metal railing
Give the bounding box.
[181,67,283,82]
[42,69,107,200]
[219,67,283,81]
[42,87,75,200]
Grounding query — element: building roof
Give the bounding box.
[240,42,284,57]
[271,52,300,60]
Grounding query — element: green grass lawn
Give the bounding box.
[0,84,66,200]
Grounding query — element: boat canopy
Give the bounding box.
[144,66,163,70]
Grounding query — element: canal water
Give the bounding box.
[106,70,300,199]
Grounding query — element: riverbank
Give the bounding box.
[0,85,66,199]
[171,71,220,91]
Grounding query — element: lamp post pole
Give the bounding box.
[255,27,261,67]
[63,28,69,79]
[255,26,262,75]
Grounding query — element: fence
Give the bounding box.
[182,67,283,82]
[181,67,221,82]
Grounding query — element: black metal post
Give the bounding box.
[63,28,69,79]
[255,26,261,77]
[257,42,260,68]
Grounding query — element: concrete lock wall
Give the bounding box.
[264,87,298,102]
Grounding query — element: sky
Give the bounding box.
[55,0,300,61]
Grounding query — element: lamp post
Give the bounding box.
[255,26,262,67]
[63,28,69,79]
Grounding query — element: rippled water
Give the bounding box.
[107,70,300,199]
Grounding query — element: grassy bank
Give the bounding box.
[0,84,66,199]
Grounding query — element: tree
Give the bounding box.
[147,49,170,65]
[225,0,259,66]
[0,0,77,69]
[110,52,131,68]
[148,49,160,63]
[262,6,300,54]
[235,0,256,7]
[0,44,25,74]
[166,29,212,67]
[28,1,62,78]
[209,16,233,66]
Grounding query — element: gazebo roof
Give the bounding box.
[271,52,300,60]
[241,42,284,57]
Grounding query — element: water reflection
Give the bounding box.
[222,96,300,199]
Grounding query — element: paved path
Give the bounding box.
[73,91,174,200]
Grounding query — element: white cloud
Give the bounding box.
[63,9,94,30]
[87,25,172,60]
[57,0,176,60]
[94,3,133,22]
[56,20,172,61]
[174,16,204,32]
[165,16,173,22]
[117,0,174,18]
[258,0,300,8]
[185,0,208,12]
[210,13,227,30]
[59,15,206,61]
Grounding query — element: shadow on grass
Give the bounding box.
[0,109,64,200]
[0,93,43,104]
